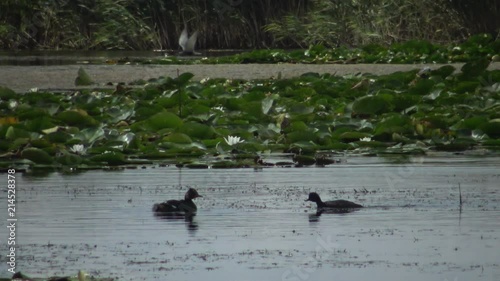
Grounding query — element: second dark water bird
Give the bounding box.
[152,188,202,213]
[306,192,363,211]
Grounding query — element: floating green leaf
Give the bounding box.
[0,86,16,100]
[480,120,500,138]
[352,95,390,116]
[74,67,94,86]
[164,133,192,144]
[144,111,183,130]
[74,127,105,144]
[21,147,54,164]
[56,153,83,166]
[57,110,98,128]
[90,152,128,166]
[5,126,31,140]
[339,131,372,143]
[461,58,490,79]
[287,130,318,143]
[45,131,72,144]
[179,122,215,139]
[293,155,316,166]
[262,95,275,115]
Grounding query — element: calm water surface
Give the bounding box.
[0,50,243,65]
[1,156,499,281]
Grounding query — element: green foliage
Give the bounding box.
[0,86,16,100]
[142,112,183,131]
[89,152,128,166]
[21,147,53,164]
[74,68,94,86]
[172,34,498,65]
[352,96,390,116]
[480,120,500,138]
[179,122,215,139]
[2,0,497,50]
[164,133,192,144]
[265,0,471,48]
[460,58,491,79]
[57,110,98,128]
[2,59,499,169]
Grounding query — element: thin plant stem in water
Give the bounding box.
[459,183,463,212]
[177,68,182,116]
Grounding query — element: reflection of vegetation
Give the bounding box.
[5,270,111,281]
[0,0,498,50]
[1,60,499,170]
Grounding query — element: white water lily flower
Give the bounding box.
[8,100,18,109]
[359,137,372,142]
[212,106,225,112]
[70,144,87,155]
[224,135,245,146]
[471,130,485,140]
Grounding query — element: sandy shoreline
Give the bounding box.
[1,62,499,93]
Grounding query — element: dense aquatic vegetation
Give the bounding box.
[145,34,500,65]
[1,60,499,170]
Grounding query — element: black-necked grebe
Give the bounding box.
[153,188,202,213]
[306,192,363,210]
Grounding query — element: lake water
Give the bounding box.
[1,155,499,281]
[0,50,242,66]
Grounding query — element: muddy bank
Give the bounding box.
[2,62,500,93]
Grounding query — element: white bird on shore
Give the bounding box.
[178,27,200,55]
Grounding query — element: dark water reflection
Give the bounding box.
[154,212,199,234]
[0,50,244,66]
[1,156,499,281]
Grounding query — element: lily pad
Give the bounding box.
[143,111,183,130]
[461,58,490,79]
[56,153,83,166]
[21,147,53,164]
[5,126,31,140]
[432,65,456,79]
[57,110,98,128]
[89,152,128,166]
[293,155,316,166]
[45,131,72,144]
[0,86,16,100]
[479,120,500,138]
[352,95,390,116]
[262,95,275,115]
[287,130,318,143]
[74,67,94,86]
[179,122,215,139]
[339,131,372,143]
[164,133,192,144]
[185,163,209,169]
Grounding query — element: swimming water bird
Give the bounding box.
[152,188,202,213]
[178,27,199,55]
[305,192,363,210]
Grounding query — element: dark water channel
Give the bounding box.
[1,155,499,281]
[0,50,240,65]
